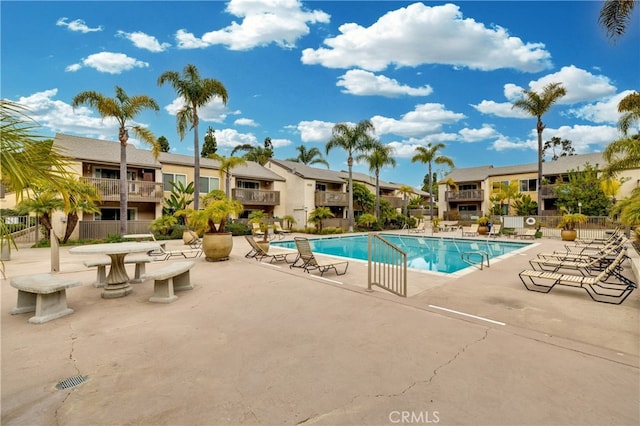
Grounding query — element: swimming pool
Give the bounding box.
[272,234,531,274]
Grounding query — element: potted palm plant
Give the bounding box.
[477,216,490,235]
[181,190,243,261]
[558,212,588,241]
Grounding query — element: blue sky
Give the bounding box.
[2,0,638,189]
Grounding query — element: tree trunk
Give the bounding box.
[119,129,128,235]
[375,171,380,219]
[536,117,544,215]
[347,156,354,233]
[428,163,434,220]
[193,115,200,210]
[62,212,78,243]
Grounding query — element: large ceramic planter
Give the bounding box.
[202,232,233,262]
[478,225,489,235]
[560,229,577,241]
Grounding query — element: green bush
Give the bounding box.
[225,222,251,236]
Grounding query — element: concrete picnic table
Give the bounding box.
[69,241,160,299]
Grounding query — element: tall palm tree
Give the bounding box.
[286,145,330,168]
[411,143,454,220]
[617,91,640,135]
[599,0,637,40]
[603,91,640,177]
[72,86,159,235]
[326,120,376,232]
[512,82,567,213]
[208,154,247,198]
[158,64,228,210]
[356,141,396,218]
[230,144,273,165]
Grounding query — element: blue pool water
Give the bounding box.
[272,234,530,274]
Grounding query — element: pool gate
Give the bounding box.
[367,233,407,297]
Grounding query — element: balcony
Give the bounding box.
[445,189,484,202]
[540,184,558,199]
[382,195,403,209]
[315,191,348,207]
[232,188,280,206]
[81,177,163,203]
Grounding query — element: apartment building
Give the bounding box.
[438,152,640,219]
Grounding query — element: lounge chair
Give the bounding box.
[146,244,202,261]
[528,244,624,276]
[516,229,536,240]
[409,222,426,233]
[273,222,290,239]
[244,236,295,263]
[290,237,349,276]
[488,224,501,238]
[461,224,478,237]
[537,237,627,262]
[518,248,636,304]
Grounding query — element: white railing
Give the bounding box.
[368,233,407,297]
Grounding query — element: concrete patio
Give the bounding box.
[2,233,638,425]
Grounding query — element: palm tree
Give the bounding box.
[599,0,637,40]
[603,91,640,177]
[411,143,454,220]
[356,141,396,219]
[326,120,376,232]
[230,144,273,165]
[512,82,567,213]
[208,154,247,198]
[61,178,101,243]
[72,86,159,234]
[398,185,415,217]
[158,64,228,210]
[286,145,330,168]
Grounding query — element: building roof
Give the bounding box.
[339,170,401,191]
[54,133,285,181]
[267,159,345,184]
[443,152,610,182]
[54,133,161,169]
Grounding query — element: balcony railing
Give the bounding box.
[81,177,164,203]
[315,191,348,207]
[382,195,403,208]
[445,189,484,201]
[540,184,558,199]
[232,188,280,206]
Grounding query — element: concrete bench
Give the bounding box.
[142,261,195,303]
[84,255,156,287]
[10,274,82,324]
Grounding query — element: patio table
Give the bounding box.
[69,241,160,299]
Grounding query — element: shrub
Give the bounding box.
[224,222,251,236]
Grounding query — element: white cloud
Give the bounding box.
[66,52,148,74]
[568,90,634,125]
[216,128,259,148]
[14,89,126,139]
[527,65,617,104]
[163,96,235,123]
[296,120,335,142]
[175,29,209,49]
[458,125,502,142]
[56,17,102,33]
[270,138,292,148]
[337,69,433,97]
[472,99,529,118]
[234,118,258,126]
[490,124,620,153]
[117,30,171,52]
[176,0,330,50]
[371,103,466,138]
[301,3,551,72]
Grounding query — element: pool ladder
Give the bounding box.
[461,250,490,270]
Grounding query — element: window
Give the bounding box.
[519,179,537,192]
[458,184,477,191]
[237,180,260,189]
[96,208,136,220]
[162,173,187,191]
[316,183,327,191]
[491,180,509,192]
[199,176,220,193]
[459,205,478,212]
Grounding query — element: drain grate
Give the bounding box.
[55,375,88,390]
